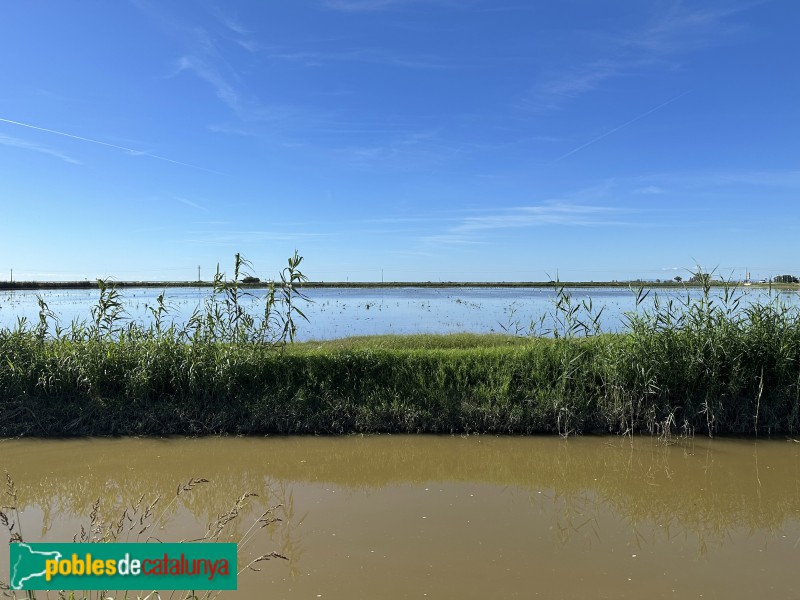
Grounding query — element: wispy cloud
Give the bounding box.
[267,47,464,70]
[698,170,800,188]
[634,185,666,195]
[456,203,623,231]
[323,0,477,12]
[536,61,622,100]
[530,4,756,110]
[175,56,244,115]
[0,116,220,173]
[132,0,219,55]
[166,38,332,126]
[214,10,261,52]
[423,202,629,245]
[207,123,260,137]
[329,129,470,169]
[324,0,403,10]
[0,133,81,165]
[219,14,248,36]
[134,1,268,120]
[624,169,800,190]
[626,3,756,54]
[235,38,261,53]
[175,196,207,211]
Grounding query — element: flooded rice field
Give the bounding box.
[2,435,799,598]
[1,286,798,340]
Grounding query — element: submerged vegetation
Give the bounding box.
[0,258,799,437]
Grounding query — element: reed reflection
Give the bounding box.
[2,435,799,558]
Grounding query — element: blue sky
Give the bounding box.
[1,0,798,282]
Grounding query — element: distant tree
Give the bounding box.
[773,274,799,284]
[241,276,261,284]
[674,276,683,283]
[689,273,712,285]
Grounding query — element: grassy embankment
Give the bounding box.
[1,258,799,437]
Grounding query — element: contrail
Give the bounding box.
[0,116,224,174]
[553,91,690,163]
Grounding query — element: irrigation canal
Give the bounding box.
[2,435,799,598]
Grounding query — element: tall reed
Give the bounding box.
[1,263,799,436]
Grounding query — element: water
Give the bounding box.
[1,436,799,598]
[1,286,797,340]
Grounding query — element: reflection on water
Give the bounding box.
[1,436,799,598]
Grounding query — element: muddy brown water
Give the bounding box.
[1,435,799,599]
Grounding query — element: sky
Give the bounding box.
[0,0,798,282]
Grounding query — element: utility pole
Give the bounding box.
[10,268,12,284]
[197,265,201,283]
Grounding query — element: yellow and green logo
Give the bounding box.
[9,543,237,591]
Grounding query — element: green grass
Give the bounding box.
[1,260,799,437]
[293,332,532,350]
[2,327,798,437]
